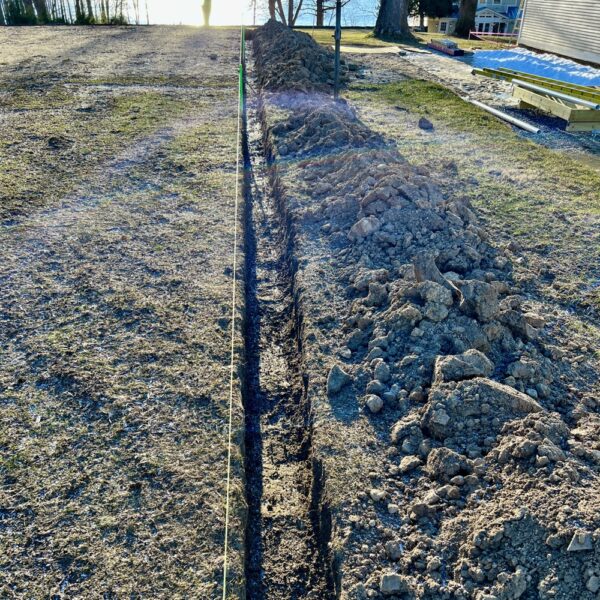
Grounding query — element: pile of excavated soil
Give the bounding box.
[270,101,384,159]
[253,19,349,94]
[252,23,600,600]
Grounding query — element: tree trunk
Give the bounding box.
[202,0,211,26]
[268,0,275,19]
[62,0,71,22]
[288,0,293,27]
[316,0,324,26]
[21,0,37,22]
[74,0,83,22]
[455,0,476,37]
[0,1,5,25]
[375,0,410,39]
[33,0,49,22]
[291,0,303,26]
[275,0,286,23]
[85,0,94,21]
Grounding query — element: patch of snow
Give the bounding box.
[471,48,600,86]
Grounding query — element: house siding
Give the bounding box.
[519,0,600,65]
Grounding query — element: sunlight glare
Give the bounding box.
[147,0,252,26]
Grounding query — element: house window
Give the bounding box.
[493,0,501,4]
[440,21,448,32]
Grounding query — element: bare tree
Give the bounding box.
[0,0,146,24]
[264,0,303,27]
[304,0,351,27]
[33,0,50,21]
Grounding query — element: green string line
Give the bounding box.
[222,20,245,600]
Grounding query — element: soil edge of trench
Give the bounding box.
[239,45,339,598]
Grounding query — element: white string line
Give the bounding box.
[222,19,245,600]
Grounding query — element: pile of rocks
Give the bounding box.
[253,22,599,600]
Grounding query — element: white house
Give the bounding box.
[428,0,520,36]
[518,0,600,65]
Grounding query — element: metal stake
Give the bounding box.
[333,0,342,99]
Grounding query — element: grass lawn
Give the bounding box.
[413,31,514,50]
[0,26,246,598]
[299,27,511,51]
[297,27,395,47]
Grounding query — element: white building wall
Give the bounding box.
[478,0,518,7]
[519,0,600,65]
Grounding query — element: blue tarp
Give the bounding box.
[470,48,600,86]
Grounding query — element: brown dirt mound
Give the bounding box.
[270,100,385,159]
[253,18,347,94]
[252,21,600,600]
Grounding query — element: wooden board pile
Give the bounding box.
[473,66,600,132]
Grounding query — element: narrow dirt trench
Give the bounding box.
[241,58,333,600]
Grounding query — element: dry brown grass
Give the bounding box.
[0,26,246,598]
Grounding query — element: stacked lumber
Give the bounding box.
[473,67,600,132]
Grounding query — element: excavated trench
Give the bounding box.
[240,51,334,599]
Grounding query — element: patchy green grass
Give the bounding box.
[0,83,74,110]
[0,26,246,598]
[67,74,236,88]
[0,89,194,220]
[413,31,513,50]
[300,27,507,51]
[297,27,395,48]
[348,79,600,314]
[349,80,600,216]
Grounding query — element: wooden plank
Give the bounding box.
[567,121,600,132]
[493,69,600,96]
[482,68,600,102]
[567,108,600,123]
[495,68,600,96]
[514,87,600,129]
[513,87,573,121]
[518,100,538,110]
[476,68,600,103]
[514,86,589,112]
